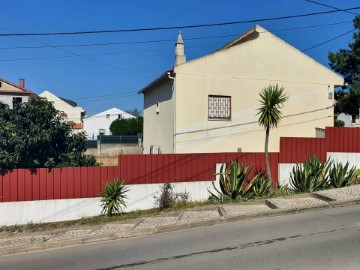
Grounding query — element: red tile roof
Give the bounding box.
[0,77,35,95]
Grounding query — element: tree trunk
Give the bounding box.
[265,126,272,183]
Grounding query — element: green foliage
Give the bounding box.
[0,97,97,170]
[100,178,129,217]
[290,156,331,193]
[329,161,356,188]
[252,174,272,197]
[109,117,143,136]
[329,16,360,115]
[257,84,289,182]
[329,16,360,85]
[272,184,293,197]
[209,160,255,202]
[354,169,360,185]
[257,84,289,129]
[334,119,345,127]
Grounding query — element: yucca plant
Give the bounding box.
[209,160,255,202]
[329,161,356,188]
[100,178,129,217]
[289,156,331,193]
[251,175,272,197]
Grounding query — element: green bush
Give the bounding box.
[272,184,293,197]
[289,156,331,192]
[100,178,129,217]
[329,161,356,188]
[110,117,143,135]
[334,119,345,127]
[252,174,272,197]
[209,160,255,203]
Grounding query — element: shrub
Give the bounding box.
[154,183,176,210]
[154,183,192,210]
[289,156,331,192]
[334,119,345,127]
[272,184,293,197]
[329,161,356,188]
[100,178,129,217]
[252,174,272,197]
[354,169,360,184]
[209,160,255,203]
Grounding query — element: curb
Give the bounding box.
[1,196,360,256]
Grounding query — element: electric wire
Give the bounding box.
[0,20,352,50]
[0,7,359,37]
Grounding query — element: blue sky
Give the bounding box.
[1,0,358,115]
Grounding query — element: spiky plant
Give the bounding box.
[290,156,331,193]
[100,178,129,217]
[329,161,356,188]
[209,160,255,203]
[252,175,272,197]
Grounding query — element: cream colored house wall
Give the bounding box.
[0,81,23,92]
[39,90,84,123]
[143,80,174,154]
[173,29,343,153]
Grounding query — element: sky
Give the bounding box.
[1,0,359,115]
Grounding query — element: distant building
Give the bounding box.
[0,77,35,108]
[83,108,135,139]
[139,25,344,154]
[39,90,86,130]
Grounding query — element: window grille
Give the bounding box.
[208,95,231,120]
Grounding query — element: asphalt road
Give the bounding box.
[1,204,360,270]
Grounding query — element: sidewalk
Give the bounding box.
[1,184,360,256]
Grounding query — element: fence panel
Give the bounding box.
[5,127,360,204]
[279,137,326,163]
[326,127,360,152]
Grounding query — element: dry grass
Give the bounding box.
[0,201,210,235]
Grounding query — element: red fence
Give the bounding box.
[1,127,359,203]
[0,153,278,203]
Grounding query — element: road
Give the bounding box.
[1,204,360,270]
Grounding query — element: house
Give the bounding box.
[83,108,135,139]
[0,78,34,108]
[139,25,344,154]
[39,90,86,131]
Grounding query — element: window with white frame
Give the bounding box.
[208,95,231,120]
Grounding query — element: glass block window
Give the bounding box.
[208,95,231,120]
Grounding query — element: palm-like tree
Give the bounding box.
[257,84,288,183]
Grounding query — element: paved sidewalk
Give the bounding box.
[1,185,360,256]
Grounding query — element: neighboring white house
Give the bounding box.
[0,78,34,108]
[139,25,344,154]
[39,90,86,131]
[83,108,135,139]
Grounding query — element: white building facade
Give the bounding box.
[83,108,135,139]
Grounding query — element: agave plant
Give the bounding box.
[329,162,356,188]
[100,178,129,217]
[209,160,255,202]
[289,156,331,193]
[251,175,272,197]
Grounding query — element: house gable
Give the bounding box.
[175,25,343,86]
[0,78,34,95]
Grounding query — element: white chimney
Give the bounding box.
[175,31,186,66]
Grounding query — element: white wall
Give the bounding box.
[83,109,135,139]
[278,152,360,188]
[0,95,29,109]
[0,181,214,226]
